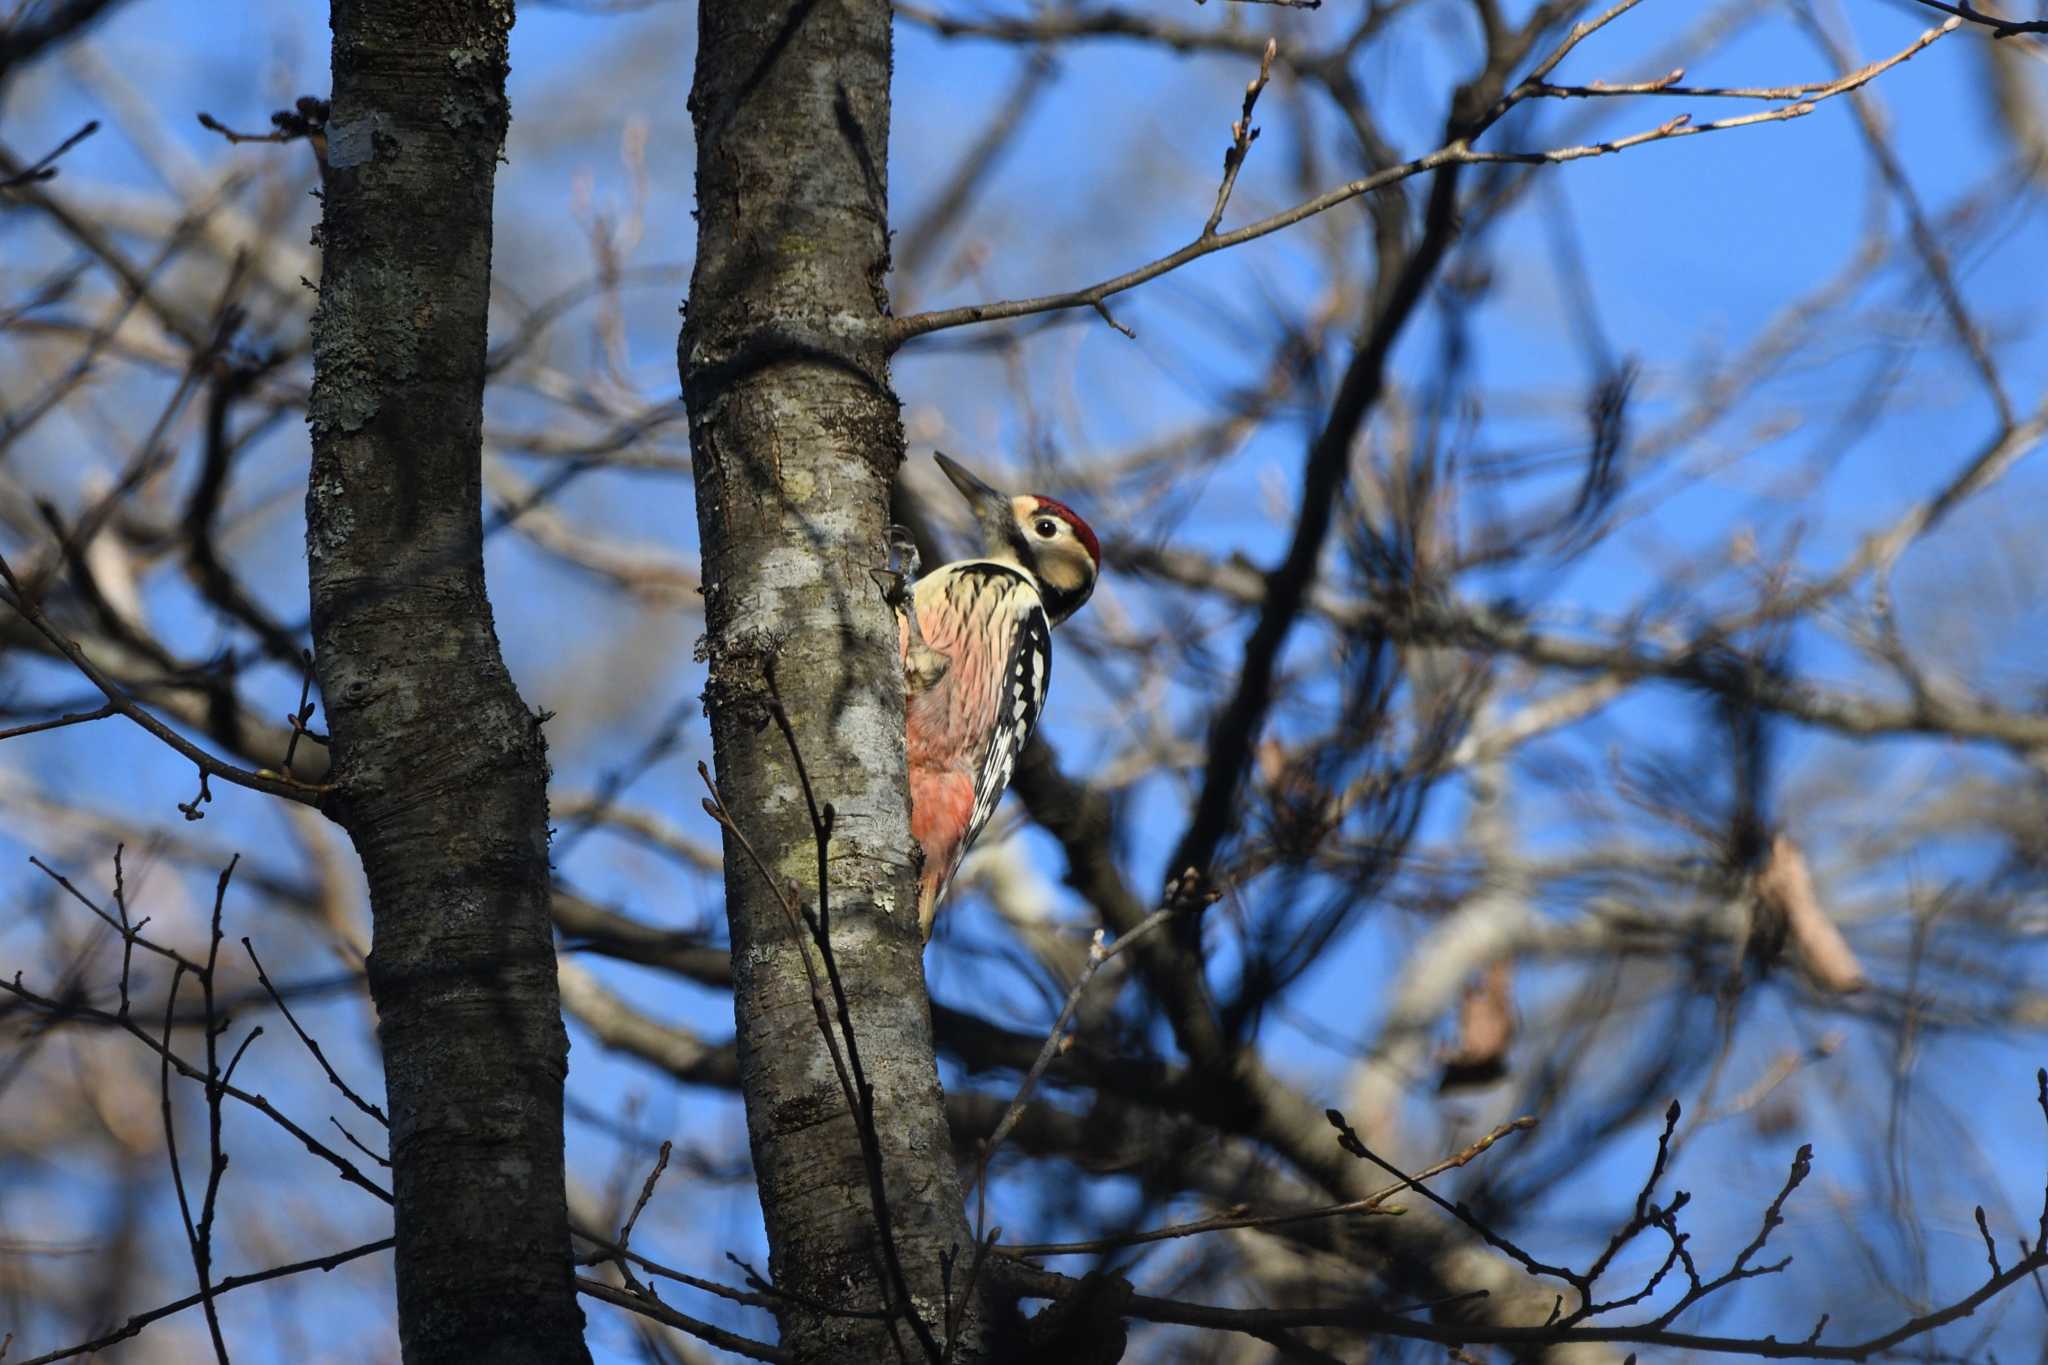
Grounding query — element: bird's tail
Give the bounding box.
[916,868,946,943]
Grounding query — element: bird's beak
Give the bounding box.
[934,452,1016,552]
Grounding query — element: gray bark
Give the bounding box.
[681,2,981,1359]
[306,2,590,1362]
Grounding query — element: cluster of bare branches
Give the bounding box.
[7,847,2045,1361]
[4,0,2048,1360]
[0,850,394,1364]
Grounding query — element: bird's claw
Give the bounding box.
[875,524,947,693]
[872,525,922,607]
[886,524,921,581]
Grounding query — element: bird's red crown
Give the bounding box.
[1031,497,1099,567]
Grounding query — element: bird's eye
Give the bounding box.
[1033,519,1059,539]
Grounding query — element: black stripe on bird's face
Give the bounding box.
[1036,574,1092,628]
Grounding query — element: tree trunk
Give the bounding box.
[682,2,982,1359]
[306,3,590,1362]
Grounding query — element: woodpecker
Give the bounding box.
[898,452,1100,939]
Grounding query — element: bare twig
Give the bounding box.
[243,938,386,1126]
[193,97,329,181]
[157,961,228,1362]
[27,853,199,981]
[1976,1205,2002,1277]
[0,703,117,743]
[3,968,391,1205]
[330,1118,391,1169]
[576,1278,792,1363]
[0,552,331,805]
[1327,1106,1583,1287]
[1905,0,2048,38]
[607,1139,671,1295]
[972,902,1182,1193]
[195,97,329,147]
[1006,1064,2048,1352]
[9,1238,394,1365]
[279,652,322,781]
[1204,37,1278,236]
[1795,6,2011,428]
[0,120,99,190]
[570,1227,808,1316]
[1002,1117,1533,1258]
[995,1231,2048,1358]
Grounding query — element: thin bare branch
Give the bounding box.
[1203,37,1278,236]
[0,553,330,805]
[890,15,1960,344]
[576,1278,791,1363]
[9,1239,394,1365]
[0,120,100,189]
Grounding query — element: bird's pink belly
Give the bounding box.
[910,766,974,866]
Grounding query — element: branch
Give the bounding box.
[994,1238,2048,1359]
[888,16,1961,344]
[1159,0,1515,905]
[556,957,741,1088]
[572,1226,792,1316]
[1326,1107,1583,1288]
[0,120,99,189]
[1203,38,1278,237]
[1119,541,2048,750]
[0,553,331,805]
[0,703,117,742]
[157,960,230,1364]
[1,971,392,1205]
[0,140,213,349]
[243,938,387,1127]
[576,1278,791,1363]
[1001,1116,1531,1258]
[9,1238,394,1365]
[1794,7,2011,428]
[1906,0,2048,38]
[196,97,329,147]
[971,900,1184,1193]
[895,2,1273,59]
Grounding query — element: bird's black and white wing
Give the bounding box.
[962,588,1051,859]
